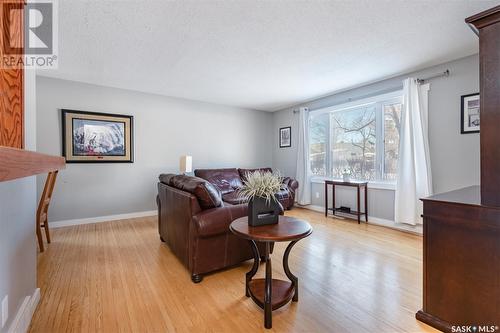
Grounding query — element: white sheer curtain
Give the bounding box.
[395,78,432,225]
[295,107,311,205]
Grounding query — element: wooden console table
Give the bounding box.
[325,180,368,224]
[230,216,312,329]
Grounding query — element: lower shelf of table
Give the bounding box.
[248,279,295,311]
[328,208,365,216]
[328,208,366,217]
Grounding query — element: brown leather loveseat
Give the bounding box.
[194,167,298,209]
[157,173,268,283]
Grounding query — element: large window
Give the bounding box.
[309,92,402,182]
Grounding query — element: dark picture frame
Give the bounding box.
[279,126,291,148]
[461,93,480,134]
[61,109,134,163]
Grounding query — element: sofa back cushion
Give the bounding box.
[238,168,273,182]
[159,173,222,209]
[194,168,243,194]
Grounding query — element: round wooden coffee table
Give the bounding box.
[230,215,312,329]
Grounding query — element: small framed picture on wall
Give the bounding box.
[279,126,291,148]
[461,93,480,134]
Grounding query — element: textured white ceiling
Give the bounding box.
[38,0,496,111]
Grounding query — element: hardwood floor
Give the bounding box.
[30,208,436,333]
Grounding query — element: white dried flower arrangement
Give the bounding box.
[238,171,284,204]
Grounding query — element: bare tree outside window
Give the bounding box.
[383,103,401,180]
[331,106,376,180]
[307,94,403,183]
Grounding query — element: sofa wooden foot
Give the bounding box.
[191,274,203,283]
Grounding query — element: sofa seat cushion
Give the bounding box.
[159,173,222,209]
[222,191,248,205]
[194,168,243,194]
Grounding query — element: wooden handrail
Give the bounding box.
[0,146,65,182]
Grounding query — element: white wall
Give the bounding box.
[36,76,273,222]
[0,69,37,333]
[272,55,480,221]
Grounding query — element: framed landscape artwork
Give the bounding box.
[461,93,480,134]
[61,109,134,163]
[279,126,291,148]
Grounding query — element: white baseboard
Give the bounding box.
[368,216,422,235]
[7,288,40,333]
[300,205,422,235]
[304,204,324,213]
[50,210,157,228]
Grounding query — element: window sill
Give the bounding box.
[310,177,396,191]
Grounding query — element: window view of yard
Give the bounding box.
[383,103,401,180]
[331,105,377,180]
[309,94,402,182]
[310,113,328,176]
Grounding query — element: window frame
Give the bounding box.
[309,90,403,186]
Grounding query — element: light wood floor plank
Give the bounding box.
[30,208,437,332]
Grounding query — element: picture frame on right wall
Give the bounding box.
[461,93,480,134]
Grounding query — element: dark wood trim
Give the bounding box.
[466,5,500,207]
[465,5,500,29]
[0,146,65,182]
[415,310,452,333]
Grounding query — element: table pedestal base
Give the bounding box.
[230,216,312,330]
[246,240,299,329]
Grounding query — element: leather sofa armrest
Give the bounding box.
[288,179,299,191]
[192,204,247,238]
[282,177,299,192]
[281,177,298,209]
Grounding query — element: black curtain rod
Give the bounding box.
[417,69,450,84]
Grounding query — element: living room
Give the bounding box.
[0,1,498,333]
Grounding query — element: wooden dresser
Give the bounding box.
[416,6,500,332]
[417,186,500,331]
